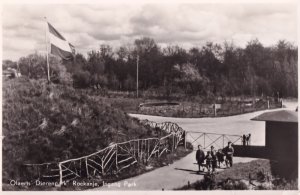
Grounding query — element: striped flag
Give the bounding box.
[48,22,75,60]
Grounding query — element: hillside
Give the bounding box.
[2,77,158,181]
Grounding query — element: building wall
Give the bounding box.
[266,122,298,160]
[265,121,298,179]
[234,145,267,158]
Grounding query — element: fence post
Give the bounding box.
[58,163,63,187]
[222,135,224,148]
[214,104,217,117]
[101,156,105,176]
[115,144,118,172]
[184,131,187,149]
[147,139,150,160]
[85,158,89,178]
[204,133,206,149]
[172,134,175,152]
[137,140,140,160]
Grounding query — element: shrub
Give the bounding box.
[272,178,298,190]
[72,70,91,88]
[2,78,156,182]
[194,173,217,190]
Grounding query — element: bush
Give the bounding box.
[72,70,91,88]
[2,78,156,182]
[272,178,298,190]
[195,173,217,190]
[222,179,248,190]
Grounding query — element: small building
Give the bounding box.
[3,68,21,78]
[251,110,298,179]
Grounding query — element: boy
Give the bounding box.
[223,141,234,167]
[196,145,205,172]
[205,151,213,173]
[211,150,218,172]
[216,149,226,168]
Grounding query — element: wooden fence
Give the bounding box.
[22,120,185,186]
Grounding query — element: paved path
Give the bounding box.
[94,151,258,191]
[93,101,296,191]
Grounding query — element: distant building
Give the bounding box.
[251,110,298,179]
[2,68,21,78]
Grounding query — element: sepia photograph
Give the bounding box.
[1,0,298,192]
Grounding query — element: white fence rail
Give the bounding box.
[23,120,185,186]
[186,131,242,150]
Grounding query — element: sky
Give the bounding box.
[2,2,298,61]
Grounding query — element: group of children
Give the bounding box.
[196,142,234,173]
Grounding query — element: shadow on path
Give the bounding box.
[192,162,227,170]
[174,168,206,175]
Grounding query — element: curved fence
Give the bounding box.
[22,120,186,186]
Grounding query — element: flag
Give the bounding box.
[48,22,75,60]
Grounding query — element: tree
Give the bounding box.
[173,63,209,95]
[87,50,105,74]
[63,53,87,74]
[10,37,298,98]
[124,75,135,91]
[18,53,47,79]
[134,37,163,89]
[72,70,91,88]
[3,60,17,70]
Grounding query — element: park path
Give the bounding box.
[94,151,257,191]
[93,100,296,191]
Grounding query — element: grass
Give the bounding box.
[2,77,163,183]
[216,159,271,181]
[2,77,194,190]
[176,159,298,190]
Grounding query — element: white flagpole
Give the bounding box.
[136,55,139,98]
[44,17,50,83]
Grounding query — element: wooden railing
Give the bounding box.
[22,120,185,186]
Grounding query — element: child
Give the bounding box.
[205,151,213,173]
[211,150,217,172]
[216,149,226,168]
[196,145,205,172]
[223,142,234,167]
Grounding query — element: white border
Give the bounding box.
[0,0,299,195]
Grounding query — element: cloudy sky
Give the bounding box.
[2,2,297,60]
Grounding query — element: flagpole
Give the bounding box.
[44,17,50,83]
[136,54,139,98]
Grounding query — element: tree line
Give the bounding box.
[3,37,298,98]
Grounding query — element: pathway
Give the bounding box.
[93,100,296,191]
[94,151,257,191]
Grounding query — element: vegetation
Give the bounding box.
[2,37,297,190]
[2,145,192,191]
[176,159,298,190]
[3,38,297,98]
[2,77,162,182]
